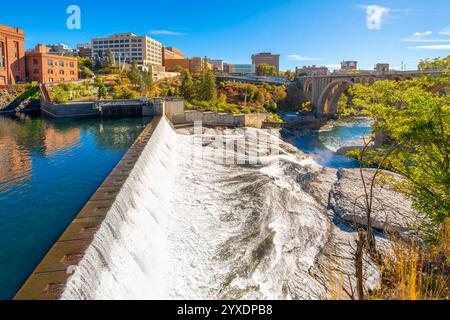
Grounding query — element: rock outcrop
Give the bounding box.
[329,168,421,235]
[296,165,423,299]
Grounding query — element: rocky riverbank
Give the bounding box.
[178,124,422,299]
[292,152,422,299]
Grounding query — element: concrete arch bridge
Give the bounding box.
[298,70,443,116]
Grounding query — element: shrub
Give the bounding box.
[112,86,140,99]
[266,113,284,123]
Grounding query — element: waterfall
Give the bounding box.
[61,118,333,300]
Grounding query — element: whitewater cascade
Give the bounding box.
[61,117,337,300]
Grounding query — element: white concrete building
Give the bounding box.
[91,33,163,69]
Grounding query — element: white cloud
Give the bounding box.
[365,5,390,30]
[439,26,450,35]
[287,55,322,61]
[409,44,450,50]
[403,38,450,43]
[402,30,450,43]
[149,30,185,36]
[413,31,432,37]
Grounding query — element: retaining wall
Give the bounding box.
[41,100,99,118]
[170,110,268,129]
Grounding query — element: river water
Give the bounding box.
[283,118,373,168]
[0,114,150,299]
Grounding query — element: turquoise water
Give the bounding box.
[0,114,150,299]
[282,118,373,168]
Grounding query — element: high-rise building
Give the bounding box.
[0,24,26,85]
[91,33,163,70]
[25,45,78,83]
[251,53,280,73]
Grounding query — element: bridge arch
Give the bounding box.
[303,78,313,101]
[317,79,353,115]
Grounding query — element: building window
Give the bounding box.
[59,61,65,67]
[48,69,54,74]
[13,41,19,58]
[0,76,5,85]
[48,78,54,83]
[70,71,75,75]
[48,59,53,66]
[69,62,74,68]
[0,42,4,68]
[33,59,39,65]
[59,70,65,75]
[33,69,39,74]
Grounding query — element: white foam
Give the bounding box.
[61,118,331,300]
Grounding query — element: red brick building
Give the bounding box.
[25,45,78,83]
[0,24,26,85]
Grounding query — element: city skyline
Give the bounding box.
[1,0,450,71]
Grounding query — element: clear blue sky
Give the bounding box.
[2,0,449,70]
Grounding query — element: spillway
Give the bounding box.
[60,117,334,300]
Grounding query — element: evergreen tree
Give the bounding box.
[198,70,217,101]
[95,79,108,98]
[205,70,217,101]
[140,71,153,93]
[180,69,194,101]
[127,62,141,88]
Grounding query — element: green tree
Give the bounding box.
[77,57,94,78]
[204,70,217,101]
[256,63,277,76]
[140,71,153,93]
[418,55,450,71]
[127,62,141,88]
[198,70,217,101]
[349,72,450,234]
[180,69,194,101]
[105,49,115,68]
[95,79,108,99]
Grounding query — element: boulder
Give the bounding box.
[329,168,422,235]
